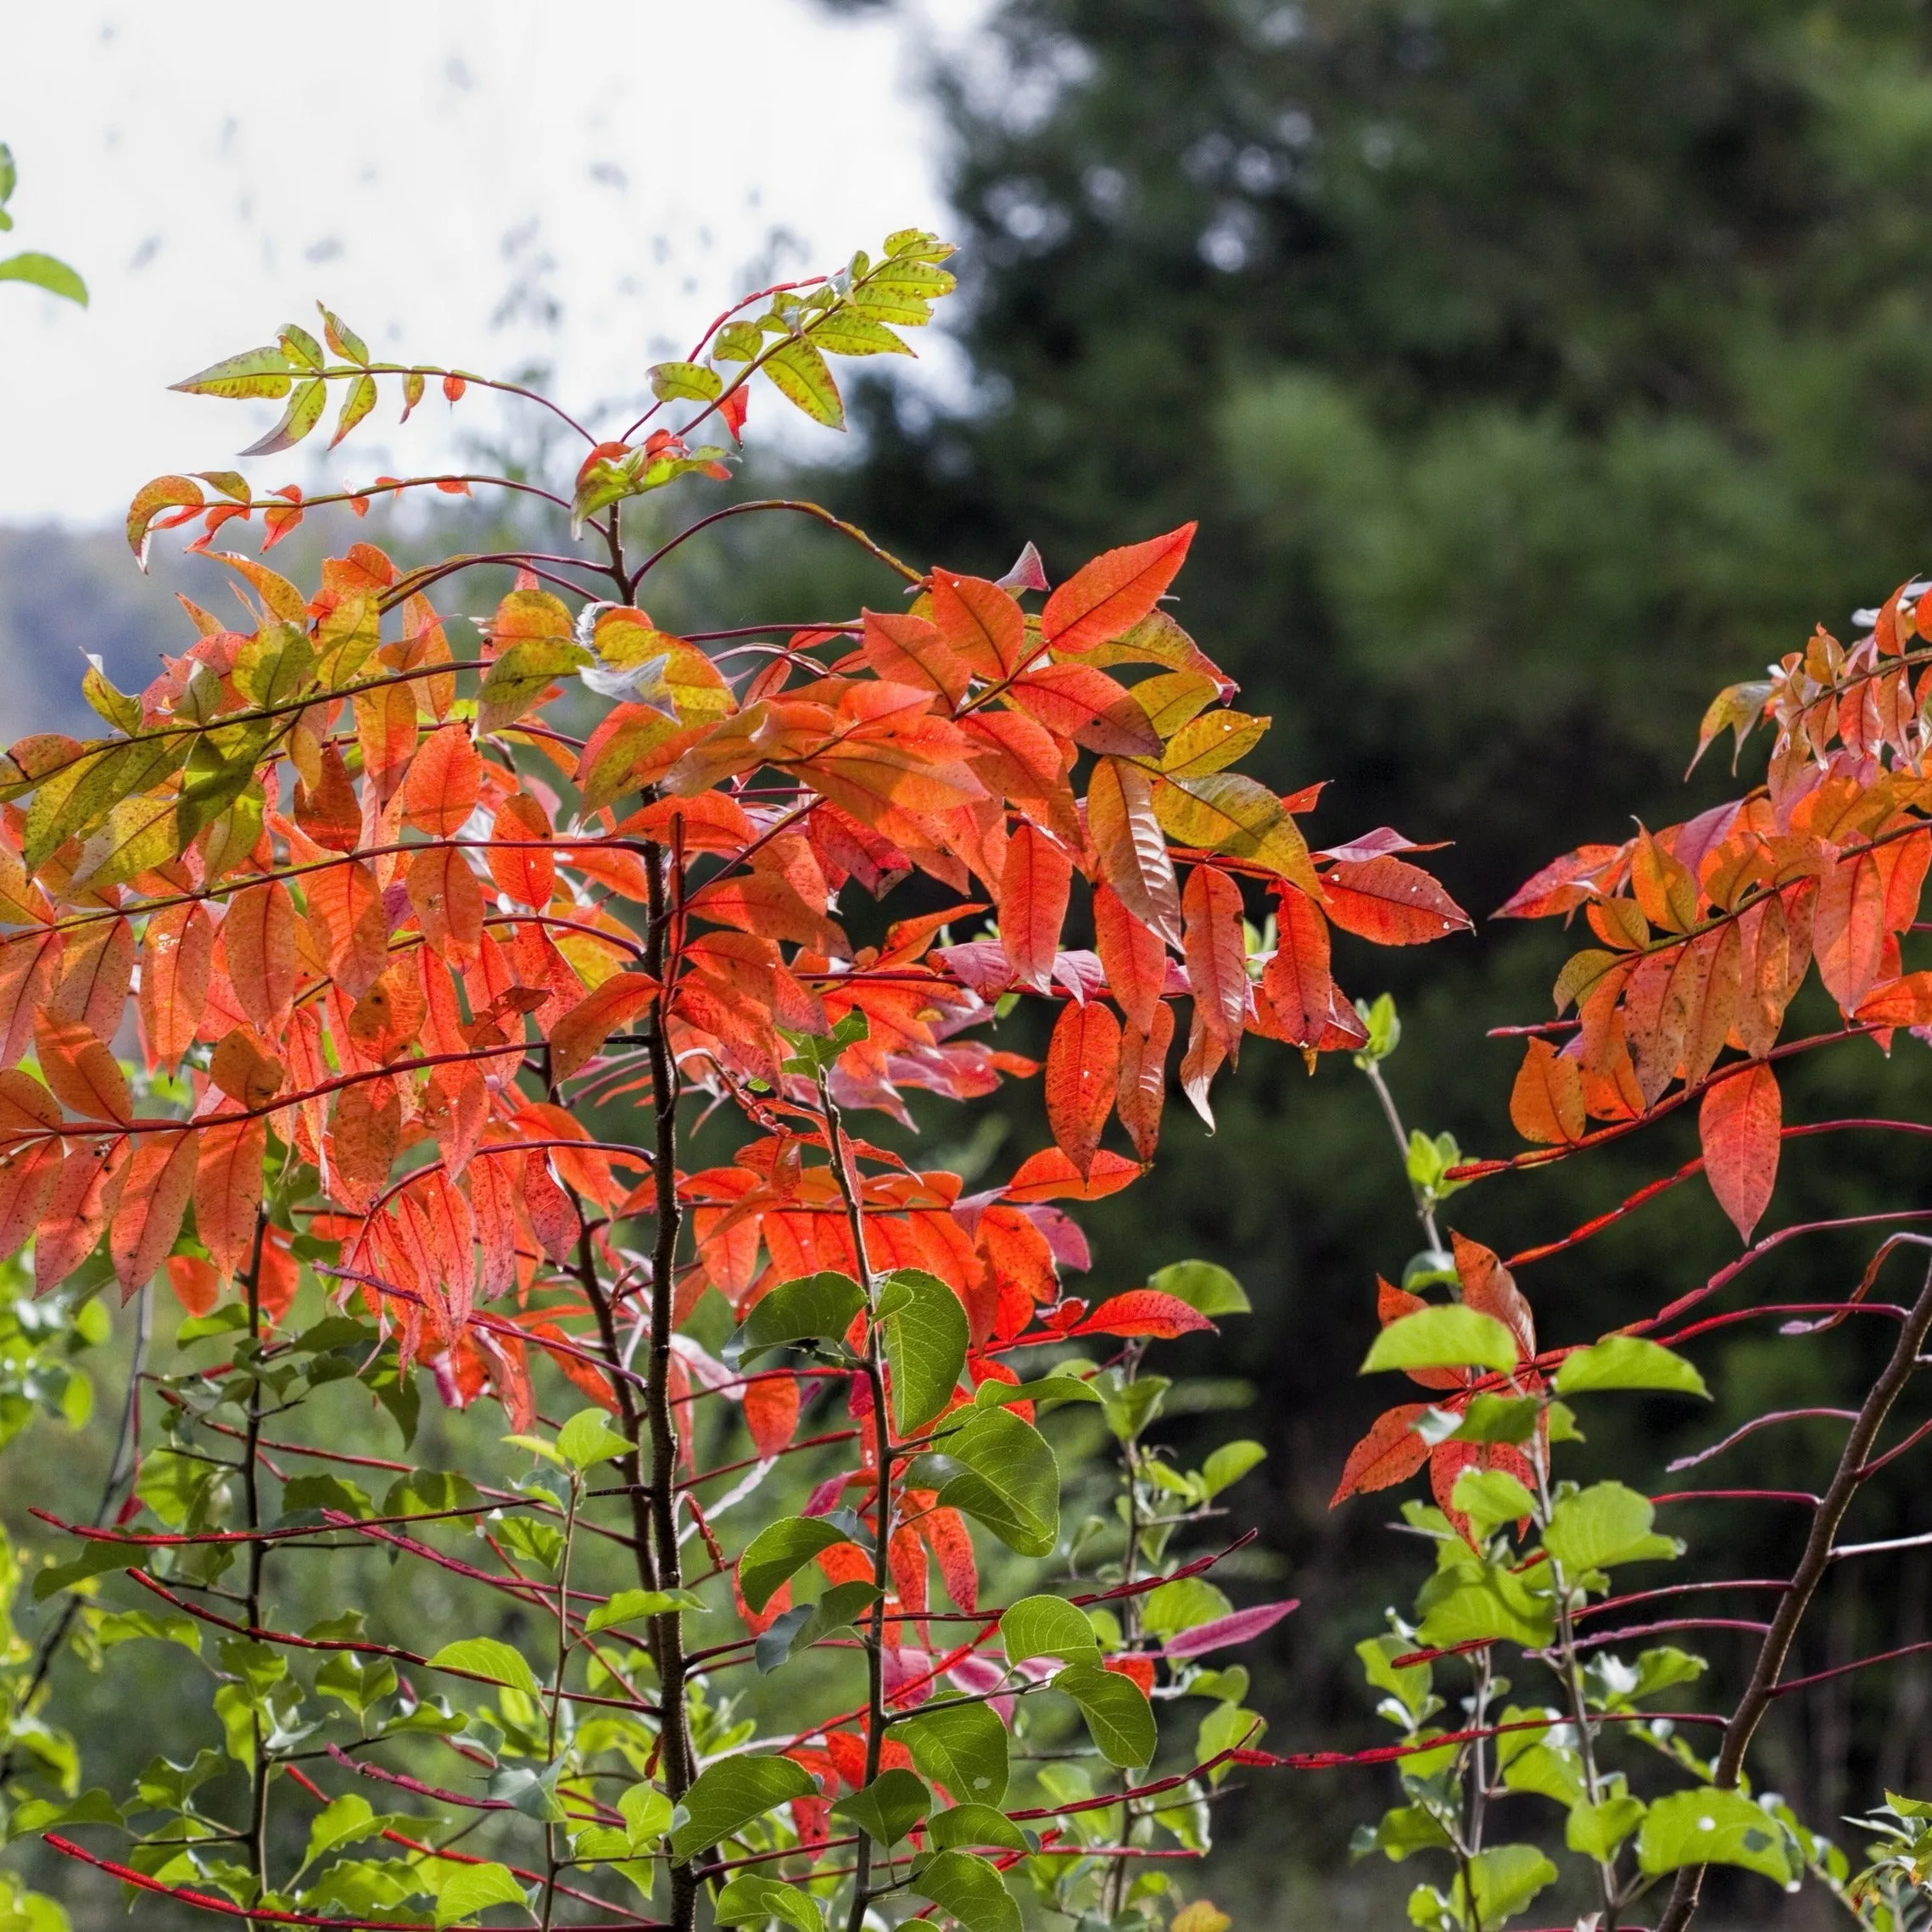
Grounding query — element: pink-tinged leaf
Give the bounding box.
[1698,1060,1781,1242]
[1164,1600,1300,1659]
[1071,1289,1214,1339]
[1041,524,1196,655]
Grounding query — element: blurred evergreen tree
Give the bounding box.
[818,0,1932,1875]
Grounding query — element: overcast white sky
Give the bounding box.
[0,2,983,527]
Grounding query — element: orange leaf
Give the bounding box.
[488,793,556,909]
[225,881,297,1035]
[917,1505,978,1612]
[1041,524,1196,655]
[35,1136,129,1294]
[522,1154,580,1264]
[354,679,419,803]
[195,1116,266,1281]
[1330,1402,1432,1505]
[929,572,1027,679]
[0,1141,62,1261]
[1182,865,1247,1058]
[1044,998,1120,1178]
[1008,663,1161,757]
[164,1254,221,1318]
[1816,846,1887,1013]
[50,916,135,1042]
[407,845,484,964]
[1857,970,1932,1027]
[1509,1039,1586,1147]
[140,903,213,1071]
[400,722,484,836]
[1005,1146,1141,1202]
[1321,857,1471,945]
[999,821,1073,995]
[209,1025,286,1108]
[1116,1002,1174,1161]
[328,1077,399,1211]
[1092,883,1166,1035]
[744,1373,800,1459]
[861,609,970,707]
[1071,1290,1213,1340]
[0,1069,60,1152]
[304,857,389,1001]
[1087,757,1181,948]
[110,1130,198,1298]
[33,1011,132,1125]
[549,971,660,1084]
[1452,1233,1535,1362]
[1699,1060,1781,1242]
[0,930,64,1071]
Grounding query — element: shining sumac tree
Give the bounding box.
[1317,589,1932,1929]
[0,231,1466,1932]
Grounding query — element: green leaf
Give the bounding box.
[1001,1594,1101,1667]
[95,1610,200,1655]
[753,1580,879,1673]
[1352,1803,1455,1862]
[1542,1483,1681,1577]
[668,1755,814,1861]
[1449,1467,1536,1542]
[762,339,845,428]
[1141,1577,1231,1639]
[879,1268,969,1432]
[1461,1844,1558,1925]
[1637,1788,1798,1885]
[926,1804,1029,1852]
[1361,1305,1517,1375]
[714,1873,823,1932]
[240,376,327,457]
[1555,1335,1710,1400]
[930,1406,1059,1558]
[330,371,379,448]
[807,312,913,357]
[831,1767,929,1845]
[302,1793,394,1868]
[477,638,593,734]
[1053,1661,1158,1767]
[426,1637,540,1698]
[1148,1259,1250,1316]
[1568,1793,1646,1861]
[1200,1438,1266,1496]
[737,1516,858,1615]
[1422,1393,1542,1446]
[649,361,724,403]
[557,1409,633,1470]
[0,252,87,305]
[617,1783,673,1853]
[727,1271,865,1366]
[900,1700,1010,1805]
[910,1850,1020,1932]
[433,1861,528,1927]
[585,1588,706,1633]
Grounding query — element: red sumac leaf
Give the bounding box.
[1071,1290,1214,1340]
[1092,882,1167,1036]
[35,1136,129,1294]
[195,1117,266,1281]
[400,722,484,837]
[1330,1403,1432,1505]
[0,1141,62,1262]
[110,1129,198,1298]
[1699,1060,1781,1242]
[1005,1146,1141,1202]
[743,1373,800,1459]
[998,821,1073,995]
[1321,856,1471,945]
[226,881,297,1035]
[1044,997,1120,1179]
[522,1154,580,1264]
[1115,1001,1175,1161]
[1181,864,1247,1059]
[139,903,213,1070]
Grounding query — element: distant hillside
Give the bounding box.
[0,523,199,741]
